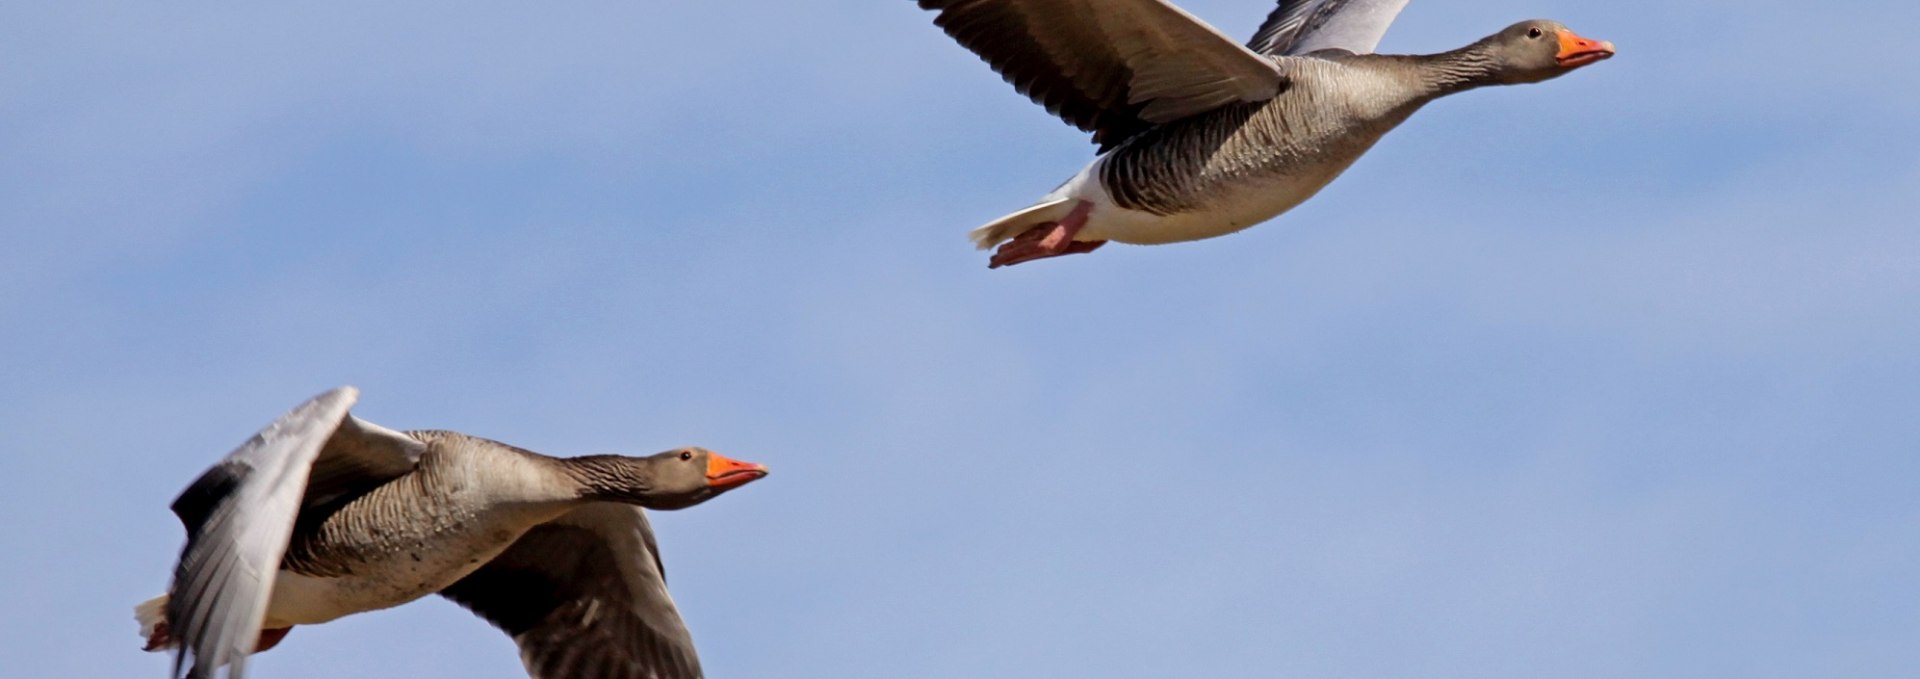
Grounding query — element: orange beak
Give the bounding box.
[1555,29,1615,68]
[705,452,768,489]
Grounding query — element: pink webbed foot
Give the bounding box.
[988,226,1107,268]
[143,620,173,652]
[142,619,292,653]
[987,200,1104,269]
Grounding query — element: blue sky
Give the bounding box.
[3,0,1917,676]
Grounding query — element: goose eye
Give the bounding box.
[679,450,694,461]
[1526,27,1543,39]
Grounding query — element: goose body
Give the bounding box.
[1034,58,1424,246]
[136,387,769,679]
[257,437,579,626]
[918,0,1616,267]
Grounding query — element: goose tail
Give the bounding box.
[968,198,1075,250]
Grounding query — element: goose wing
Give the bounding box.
[920,0,1287,148]
[440,504,703,679]
[1246,0,1411,56]
[300,414,428,509]
[164,386,424,679]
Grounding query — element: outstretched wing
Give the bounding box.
[164,386,425,679]
[920,0,1287,149]
[441,504,702,679]
[1246,0,1411,56]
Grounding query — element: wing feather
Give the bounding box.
[1246,0,1410,56]
[441,504,703,679]
[920,0,1287,148]
[164,387,359,679]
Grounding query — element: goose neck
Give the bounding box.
[561,455,656,504]
[1416,43,1503,96]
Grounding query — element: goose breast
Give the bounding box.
[262,447,578,625]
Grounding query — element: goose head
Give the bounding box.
[569,447,769,509]
[1480,20,1615,84]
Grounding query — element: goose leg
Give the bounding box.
[141,620,172,651]
[140,622,290,653]
[988,200,1103,268]
[255,626,293,652]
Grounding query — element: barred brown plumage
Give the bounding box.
[138,387,767,679]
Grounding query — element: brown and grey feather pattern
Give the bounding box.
[1094,55,1434,219]
[441,504,702,679]
[919,0,1287,148]
[277,453,459,579]
[1098,102,1270,215]
[297,415,425,515]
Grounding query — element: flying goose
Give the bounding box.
[917,0,1616,267]
[134,386,768,679]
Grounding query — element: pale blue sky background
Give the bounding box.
[3,0,1917,676]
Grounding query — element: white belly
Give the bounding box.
[261,528,528,626]
[1081,185,1320,245]
[1060,157,1354,246]
[263,572,406,626]
[263,560,474,626]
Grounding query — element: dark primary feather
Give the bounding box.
[922,0,1148,147]
[171,462,247,543]
[440,504,701,679]
[919,0,1287,149]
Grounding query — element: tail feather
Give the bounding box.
[135,594,172,651]
[968,198,1074,250]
